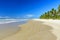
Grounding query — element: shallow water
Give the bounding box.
[0,19,28,39]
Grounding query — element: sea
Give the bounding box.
[0,19,29,39]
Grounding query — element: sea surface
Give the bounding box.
[0,19,29,39]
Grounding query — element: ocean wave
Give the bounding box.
[0,19,28,24]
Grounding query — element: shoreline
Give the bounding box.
[2,19,57,40]
[0,20,28,40]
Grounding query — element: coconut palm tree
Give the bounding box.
[47,11,50,19]
[51,8,55,19]
[54,10,57,19]
[40,5,60,19]
[58,5,60,12]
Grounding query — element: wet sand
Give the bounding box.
[0,21,27,40]
[2,20,57,40]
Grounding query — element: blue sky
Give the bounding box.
[0,0,60,18]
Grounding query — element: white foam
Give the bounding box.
[0,19,28,24]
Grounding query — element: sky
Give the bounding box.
[0,0,60,19]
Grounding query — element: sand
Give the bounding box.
[0,21,27,40]
[2,19,57,40]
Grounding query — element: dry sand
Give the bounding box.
[2,19,57,40]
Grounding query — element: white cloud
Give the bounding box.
[0,16,10,18]
[27,14,33,17]
[24,14,34,18]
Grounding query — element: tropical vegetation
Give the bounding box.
[40,5,60,19]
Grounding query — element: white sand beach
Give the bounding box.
[1,19,60,40]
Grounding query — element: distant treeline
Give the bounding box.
[40,5,60,19]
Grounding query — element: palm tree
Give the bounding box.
[57,5,60,19]
[51,8,55,19]
[49,11,52,18]
[58,5,60,12]
[47,11,50,19]
[54,10,57,19]
[40,15,42,18]
[40,5,60,19]
[44,12,47,19]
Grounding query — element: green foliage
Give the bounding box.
[40,5,60,19]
